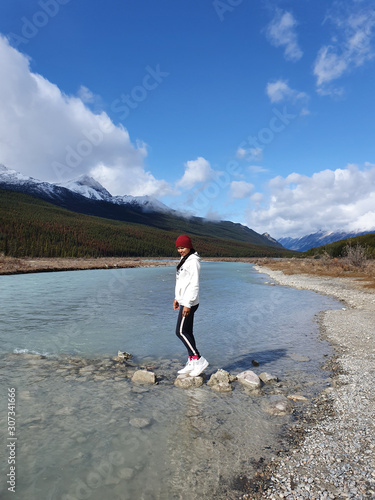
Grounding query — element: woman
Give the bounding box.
[173,234,209,377]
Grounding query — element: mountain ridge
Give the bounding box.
[278,230,375,252]
[0,165,284,250]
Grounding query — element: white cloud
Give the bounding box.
[266,79,308,104]
[248,165,268,174]
[176,157,216,190]
[266,10,303,62]
[314,4,375,94]
[236,146,263,162]
[246,163,375,238]
[230,181,254,199]
[77,85,96,104]
[0,35,172,197]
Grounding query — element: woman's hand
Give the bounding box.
[173,299,179,311]
[182,306,191,317]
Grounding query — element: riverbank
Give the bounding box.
[0,256,260,275]
[247,264,375,499]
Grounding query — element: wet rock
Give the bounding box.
[210,382,232,392]
[131,370,156,384]
[262,395,293,416]
[237,370,261,390]
[259,372,279,384]
[207,369,234,392]
[174,375,204,388]
[252,359,260,366]
[129,417,152,429]
[287,393,309,402]
[207,369,231,385]
[114,351,133,362]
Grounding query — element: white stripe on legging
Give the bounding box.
[179,316,197,356]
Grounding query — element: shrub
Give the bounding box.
[343,243,367,268]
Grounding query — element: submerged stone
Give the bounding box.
[262,395,293,416]
[129,417,152,429]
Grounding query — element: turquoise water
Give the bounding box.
[0,262,341,499]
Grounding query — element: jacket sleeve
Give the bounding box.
[185,258,200,306]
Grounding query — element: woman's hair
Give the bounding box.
[176,248,196,271]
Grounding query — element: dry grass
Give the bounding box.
[250,257,375,289]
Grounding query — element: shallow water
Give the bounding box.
[0,262,341,499]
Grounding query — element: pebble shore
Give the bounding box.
[248,266,375,500]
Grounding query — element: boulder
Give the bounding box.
[262,395,293,416]
[236,370,261,390]
[210,382,232,392]
[207,369,231,385]
[174,375,204,389]
[259,372,278,384]
[131,370,156,384]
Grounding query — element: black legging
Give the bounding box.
[175,304,200,358]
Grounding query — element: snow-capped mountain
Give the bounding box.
[278,230,375,252]
[57,175,112,201]
[0,164,283,249]
[0,165,171,213]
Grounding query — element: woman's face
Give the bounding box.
[177,246,190,257]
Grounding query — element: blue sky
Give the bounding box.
[0,0,375,238]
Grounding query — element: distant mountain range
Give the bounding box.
[0,165,284,250]
[278,230,375,252]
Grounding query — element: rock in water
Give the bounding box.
[131,370,156,384]
[262,395,293,416]
[259,372,278,383]
[174,375,204,388]
[236,370,261,390]
[117,350,132,361]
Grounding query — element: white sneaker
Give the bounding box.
[189,356,209,377]
[177,359,194,374]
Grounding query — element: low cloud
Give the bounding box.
[0,35,172,197]
[246,163,375,238]
[230,181,254,199]
[314,3,375,94]
[176,157,217,190]
[265,10,303,62]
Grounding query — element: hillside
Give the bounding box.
[0,165,282,249]
[0,190,292,258]
[303,232,375,259]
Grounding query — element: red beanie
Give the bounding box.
[175,234,193,248]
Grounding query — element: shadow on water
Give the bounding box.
[222,348,288,372]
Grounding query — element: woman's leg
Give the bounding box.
[175,304,200,358]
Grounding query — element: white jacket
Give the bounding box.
[175,252,201,307]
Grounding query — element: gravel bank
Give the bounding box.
[250,265,375,500]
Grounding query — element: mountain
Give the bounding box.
[278,230,375,252]
[0,165,284,250]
